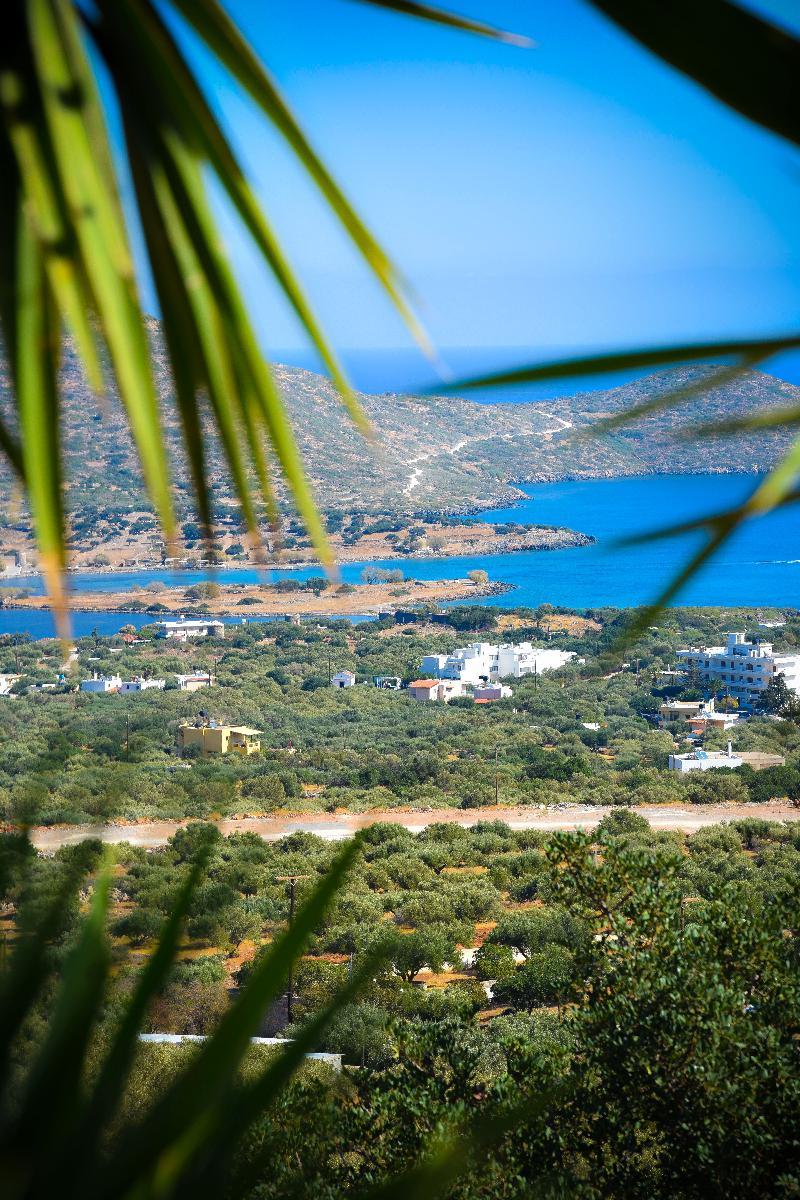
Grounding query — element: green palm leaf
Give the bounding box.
[351,0,532,45]
[4,0,531,605]
[95,834,363,1199]
[437,333,800,395]
[587,0,800,148]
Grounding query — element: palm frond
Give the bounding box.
[436,333,800,395]
[618,488,800,546]
[614,450,800,649]
[167,0,433,357]
[685,404,800,437]
[587,0,800,148]
[96,834,363,1198]
[0,831,367,1200]
[351,0,532,45]
[2,0,529,601]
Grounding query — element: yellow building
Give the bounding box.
[178,720,262,757]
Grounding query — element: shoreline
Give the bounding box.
[2,521,592,584]
[0,470,769,585]
[0,577,514,620]
[23,800,800,850]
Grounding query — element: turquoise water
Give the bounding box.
[2,473,799,637]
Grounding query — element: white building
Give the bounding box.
[658,699,709,727]
[331,670,356,689]
[156,618,225,642]
[137,1033,341,1071]
[420,641,574,684]
[0,674,22,696]
[676,631,800,707]
[668,744,742,773]
[80,673,122,694]
[176,671,215,692]
[407,678,466,703]
[120,677,166,692]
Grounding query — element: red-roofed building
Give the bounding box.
[407,679,466,703]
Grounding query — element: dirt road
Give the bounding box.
[25,801,800,851]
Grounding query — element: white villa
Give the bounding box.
[420,641,574,684]
[676,631,800,707]
[156,618,225,642]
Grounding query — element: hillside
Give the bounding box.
[1,321,798,562]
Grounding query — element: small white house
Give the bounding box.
[668,743,742,773]
[0,674,22,697]
[176,671,215,692]
[80,673,122,694]
[331,670,356,689]
[120,677,166,692]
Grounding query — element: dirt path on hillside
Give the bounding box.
[25,801,800,850]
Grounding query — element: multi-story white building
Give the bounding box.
[156,618,225,642]
[421,641,574,684]
[676,631,800,708]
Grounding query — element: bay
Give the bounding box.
[2,473,799,638]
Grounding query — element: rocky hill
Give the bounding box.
[1,321,798,558]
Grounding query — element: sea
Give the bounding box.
[2,346,800,638]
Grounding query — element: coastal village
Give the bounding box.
[2,615,796,788]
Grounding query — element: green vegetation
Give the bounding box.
[2,605,800,826]
[2,810,798,1197]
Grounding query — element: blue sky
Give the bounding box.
[169,1,800,381]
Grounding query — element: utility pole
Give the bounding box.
[276,874,309,1026]
[494,746,500,806]
[125,714,130,760]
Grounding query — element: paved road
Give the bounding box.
[26,801,800,850]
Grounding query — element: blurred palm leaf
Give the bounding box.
[3,0,528,626]
[348,0,532,45]
[0,832,363,1199]
[0,830,558,1200]
[430,1,800,626]
[588,0,800,148]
